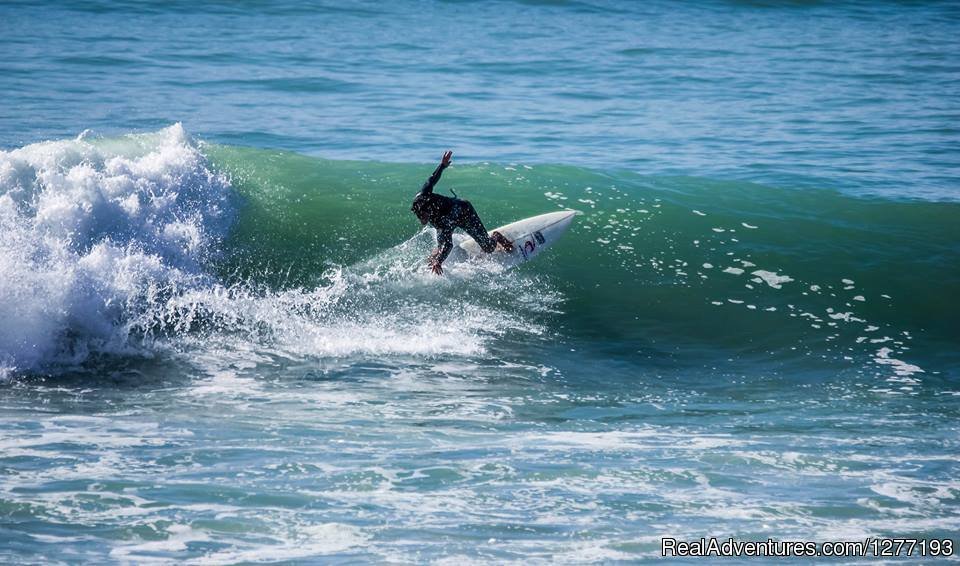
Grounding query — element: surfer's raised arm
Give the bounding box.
[410,149,513,276]
[420,150,453,195]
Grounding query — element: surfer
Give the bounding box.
[412,150,514,275]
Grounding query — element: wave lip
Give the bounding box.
[0,124,235,376]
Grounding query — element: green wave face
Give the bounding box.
[207,145,960,377]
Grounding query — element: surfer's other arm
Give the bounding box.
[429,228,454,275]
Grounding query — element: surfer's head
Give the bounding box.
[411,194,429,225]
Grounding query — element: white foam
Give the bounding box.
[0,124,234,374]
[874,347,924,378]
[828,311,865,323]
[194,523,369,564]
[750,270,793,289]
[110,524,210,561]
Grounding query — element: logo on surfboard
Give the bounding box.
[520,231,546,260]
[521,240,533,259]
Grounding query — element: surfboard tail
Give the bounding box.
[459,210,578,267]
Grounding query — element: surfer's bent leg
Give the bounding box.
[458,201,498,253]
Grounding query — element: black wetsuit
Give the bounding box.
[412,162,497,264]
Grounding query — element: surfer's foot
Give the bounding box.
[492,231,514,252]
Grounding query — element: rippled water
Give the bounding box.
[3,0,959,197]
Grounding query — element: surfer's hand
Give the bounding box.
[427,250,445,275]
[440,150,452,168]
[492,231,514,253]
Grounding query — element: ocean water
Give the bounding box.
[1,0,959,563]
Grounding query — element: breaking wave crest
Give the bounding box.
[0,124,234,375]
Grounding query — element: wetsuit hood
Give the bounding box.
[412,193,432,224]
[411,192,428,214]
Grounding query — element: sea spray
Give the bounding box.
[161,228,556,363]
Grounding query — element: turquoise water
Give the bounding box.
[2,1,959,563]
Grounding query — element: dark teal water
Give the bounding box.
[1,1,958,563]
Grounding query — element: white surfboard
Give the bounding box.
[458,210,577,267]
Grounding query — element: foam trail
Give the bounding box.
[162,228,557,364]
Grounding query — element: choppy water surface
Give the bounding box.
[1,1,958,563]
